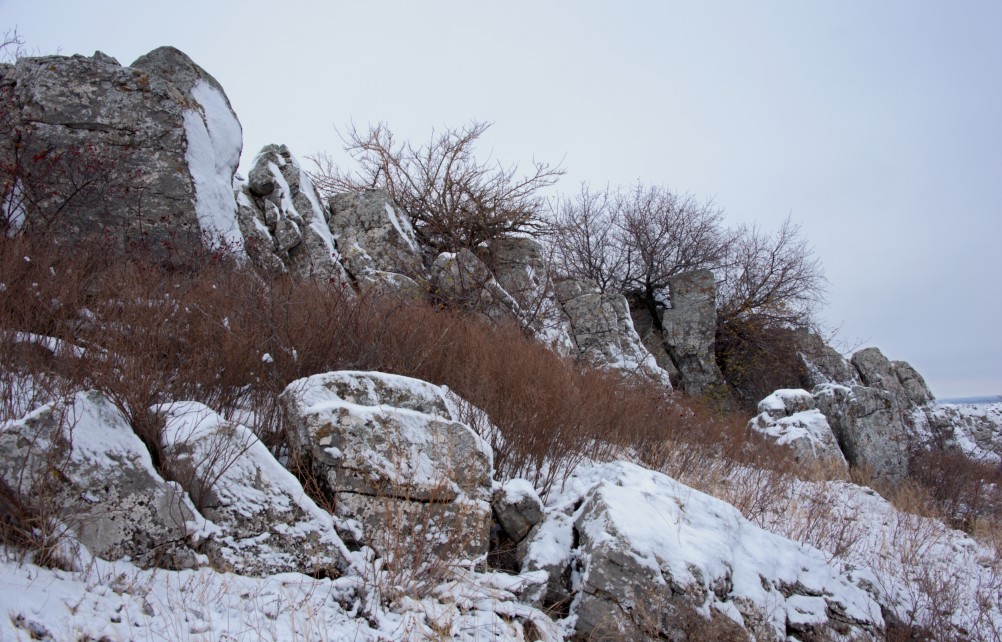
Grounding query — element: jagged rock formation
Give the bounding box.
[1,48,244,254]
[237,144,352,286]
[280,371,494,561]
[749,389,848,471]
[0,391,203,570]
[554,279,671,384]
[659,269,726,394]
[851,347,934,408]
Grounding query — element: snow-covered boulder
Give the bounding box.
[554,278,671,385]
[813,384,914,480]
[0,391,203,569]
[159,402,352,577]
[3,47,245,255]
[531,461,884,641]
[750,389,848,471]
[237,144,353,287]
[659,269,725,395]
[280,371,494,562]
[328,189,427,299]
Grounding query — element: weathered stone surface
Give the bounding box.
[280,371,493,560]
[926,401,1002,463]
[492,478,544,543]
[851,347,934,408]
[546,461,883,641]
[553,278,671,384]
[796,331,859,388]
[0,391,202,569]
[328,189,426,295]
[431,249,503,314]
[160,402,351,577]
[627,300,681,381]
[813,384,913,479]
[237,144,353,287]
[1,48,244,255]
[749,389,848,471]
[660,269,725,395]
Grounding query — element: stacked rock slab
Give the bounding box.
[659,269,725,395]
[280,371,494,562]
[237,144,352,287]
[2,48,244,256]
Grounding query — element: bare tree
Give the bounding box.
[308,121,564,255]
[548,184,626,292]
[716,216,827,326]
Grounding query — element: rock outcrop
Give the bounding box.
[280,371,494,562]
[521,461,884,641]
[2,48,244,255]
[0,391,203,569]
[237,144,352,286]
[659,269,725,394]
[160,402,351,577]
[554,278,671,384]
[327,189,427,299]
[851,347,934,408]
[749,389,848,471]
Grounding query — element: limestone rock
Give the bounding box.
[280,371,494,561]
[749,389,848,471]
[160,402,351,577]
[797,332,860,388]
[237,144,352,287]
[328,189,426,297]
[813,384,913,480]
[553,278,671,385]
[492,478,544,543]
[3,47,244,255]
[547,461,883,641]
[627,301,681,381]
[925,401,1002,464]
[0,391,203,569]
[851,347,934,408]
[660,269,725,395]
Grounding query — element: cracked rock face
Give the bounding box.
[851,347,934,408]
[0,391,202,570]
[749,389,848,471]
[660,269,725,395]
[2,48,243,256]
[280,371,493,560]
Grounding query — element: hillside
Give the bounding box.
[1,47,1001,641]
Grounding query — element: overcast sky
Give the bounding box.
[4,1,1000,398]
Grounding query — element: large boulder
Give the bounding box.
[525,461,884,641]
[851,347,934,408]
[327,189,426,298]
[749,389,848,472]
[159,402,352,577]
[280,371,494,563]
[2,48,244,255]
[0,391,204,569]
[660,269,725,395]
[813,384,914,480]
[554,278,671,385]
[237,144,353,287]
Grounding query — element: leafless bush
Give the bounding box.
[309,121,563,255]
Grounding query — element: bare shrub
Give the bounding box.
[309,121,563,255]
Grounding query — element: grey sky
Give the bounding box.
[4,0,1000,397]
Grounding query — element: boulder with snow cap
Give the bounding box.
[554,278,671,385]
[537,461,883,641]
[280,371,493,560]
[2,48,244,255]
[237,144,353,286]
[0,391,203,569]
[750,389,848,471]
[159,401,352,577]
